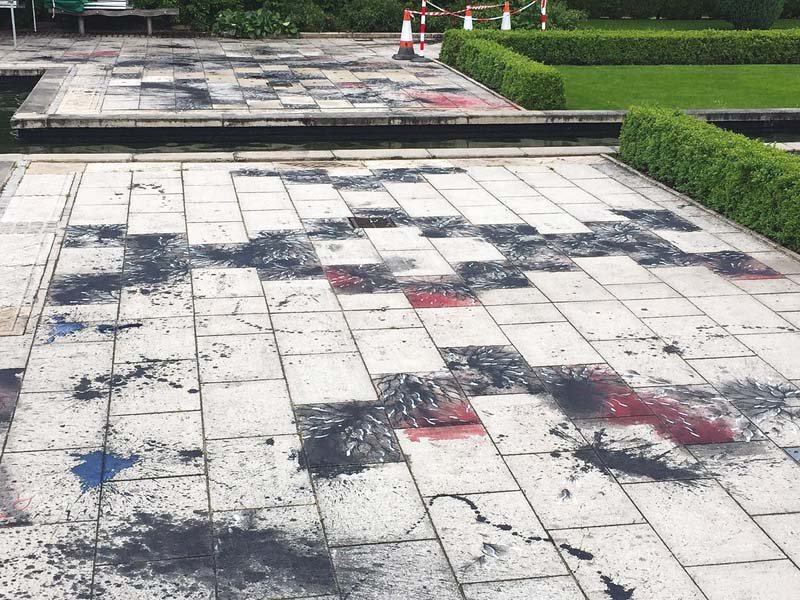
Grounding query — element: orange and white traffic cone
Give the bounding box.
[464,5,473,30]
[393,9,416,61]
[500,0,511,30]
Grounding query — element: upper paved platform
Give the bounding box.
[1,149,799,599]
[4,34,521,130]
[7,34,800,133]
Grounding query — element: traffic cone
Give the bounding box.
[393,9,416,61]
[464,5,473,30]
[500,0,511,30]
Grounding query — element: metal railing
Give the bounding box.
[0,0,37,47]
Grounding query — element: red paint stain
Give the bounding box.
[659,413,737,444]
[727,272,783,281]
[638,391,739,445]
[448,402,480,425]
[602,389,652,418]
[404,423,486,443]
[585,371,652,418]
[0,495,33,522]
[405,290,477,308]
[325,267,362,290]
[407,89,515,110]
[64,50,119,58]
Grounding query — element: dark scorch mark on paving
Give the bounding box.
[612,209,700,232]
[698,251,781,280]
[64,225,126,248]
[190,232,322,281]
[295,402,402,467]
[400,278,479,308]
[215,509,336,598]
[123,234,190,291]
[43,507,332,597]
[444,345,543,396]
[538,365,650,419]
[324,264,399,294]
[47,273,121,306]
[95,510,212,564]
[456,261,530,291]
[375,372,478,428]
[416,216,481,238]
[720,378,800,436]
[0,368,23,426]
[638,386,758,445]
[304,218,364,241]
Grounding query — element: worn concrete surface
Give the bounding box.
[0,151,799,599]
[2,33,523,130]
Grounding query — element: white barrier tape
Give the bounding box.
[419,0,539,21]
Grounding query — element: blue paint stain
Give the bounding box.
[71,451,140,492]
[45,315,86,343]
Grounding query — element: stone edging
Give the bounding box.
[0,146,618,164]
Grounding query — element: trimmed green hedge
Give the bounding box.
[564,0,718,18]
[441,29,800,65]
[619,106,800,253]
[563,0,800,19]
[442,38,566,110]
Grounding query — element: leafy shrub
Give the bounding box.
[442,36,566,109]
[657,0,706,19]
[179,0,241,30]
[442,28,800,65]
[133,0,178,8]
[718,0,784,29]
[263,0,330,31]
[339,0,407,32]
[212,7,298,37]
[619,106,800,253]
[785,0,800,17]
[561,0,720,18]
[535,1,587,30]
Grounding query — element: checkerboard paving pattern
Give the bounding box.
[4,34,514,114]
[2,154,800,599]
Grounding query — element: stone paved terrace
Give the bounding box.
[1,150,800,599]
[3,34,520,130]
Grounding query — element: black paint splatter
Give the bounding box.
[559,543,594,561]
[600,574,636,600]
[429,494,551,544]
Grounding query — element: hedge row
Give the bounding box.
[563,0,800,19]
[441,29,800,65]
[441,38,566,110]
[619,106,800,253]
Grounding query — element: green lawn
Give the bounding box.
[577,18,800,30]
[557,65,800,109]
